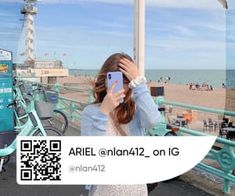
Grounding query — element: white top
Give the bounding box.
[106,114,129,136]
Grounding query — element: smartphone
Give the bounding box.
[107,72,124,103]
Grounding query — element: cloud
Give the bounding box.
[0,0,22,3]
[147,0,224,9]
[0,11,14,17]
[1,0,225,10]
[147,37,225,52]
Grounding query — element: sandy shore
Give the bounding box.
[149,82,226,110]
[57,76,226,114]
[57,76,226,108]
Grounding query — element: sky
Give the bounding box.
[0,0,228,69]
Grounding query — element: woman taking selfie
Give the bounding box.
[81,53,161,196]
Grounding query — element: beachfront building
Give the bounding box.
[16,59,69,84]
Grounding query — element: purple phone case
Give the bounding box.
[107,72,123,94]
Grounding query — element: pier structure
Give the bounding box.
[18,0,68,84]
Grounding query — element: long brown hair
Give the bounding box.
[93,53,135,124]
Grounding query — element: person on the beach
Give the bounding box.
[81,53,161,196]
[210,85,213,91]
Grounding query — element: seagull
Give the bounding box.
[217,0,228,9]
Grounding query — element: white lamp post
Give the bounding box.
[134,0,145,76]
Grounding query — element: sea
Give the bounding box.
[69,69,235,89]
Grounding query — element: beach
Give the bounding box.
[149,82,226,110]
[57,75,226,109]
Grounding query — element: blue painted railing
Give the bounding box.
[156,98,235,194]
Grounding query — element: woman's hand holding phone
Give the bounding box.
[100,81,125,116]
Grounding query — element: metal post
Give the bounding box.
[0,158,4,172]
[134,0,145,76]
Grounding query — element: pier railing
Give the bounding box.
[156,97,235,194]
[16,79,235,194]
[48,83,94,124]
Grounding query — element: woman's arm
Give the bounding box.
[132,84,161,130]
[81,105,108,136]
[81,82,126,136]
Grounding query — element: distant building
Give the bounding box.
[16,60,69,84]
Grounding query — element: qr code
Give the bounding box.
[20,140,61,181]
